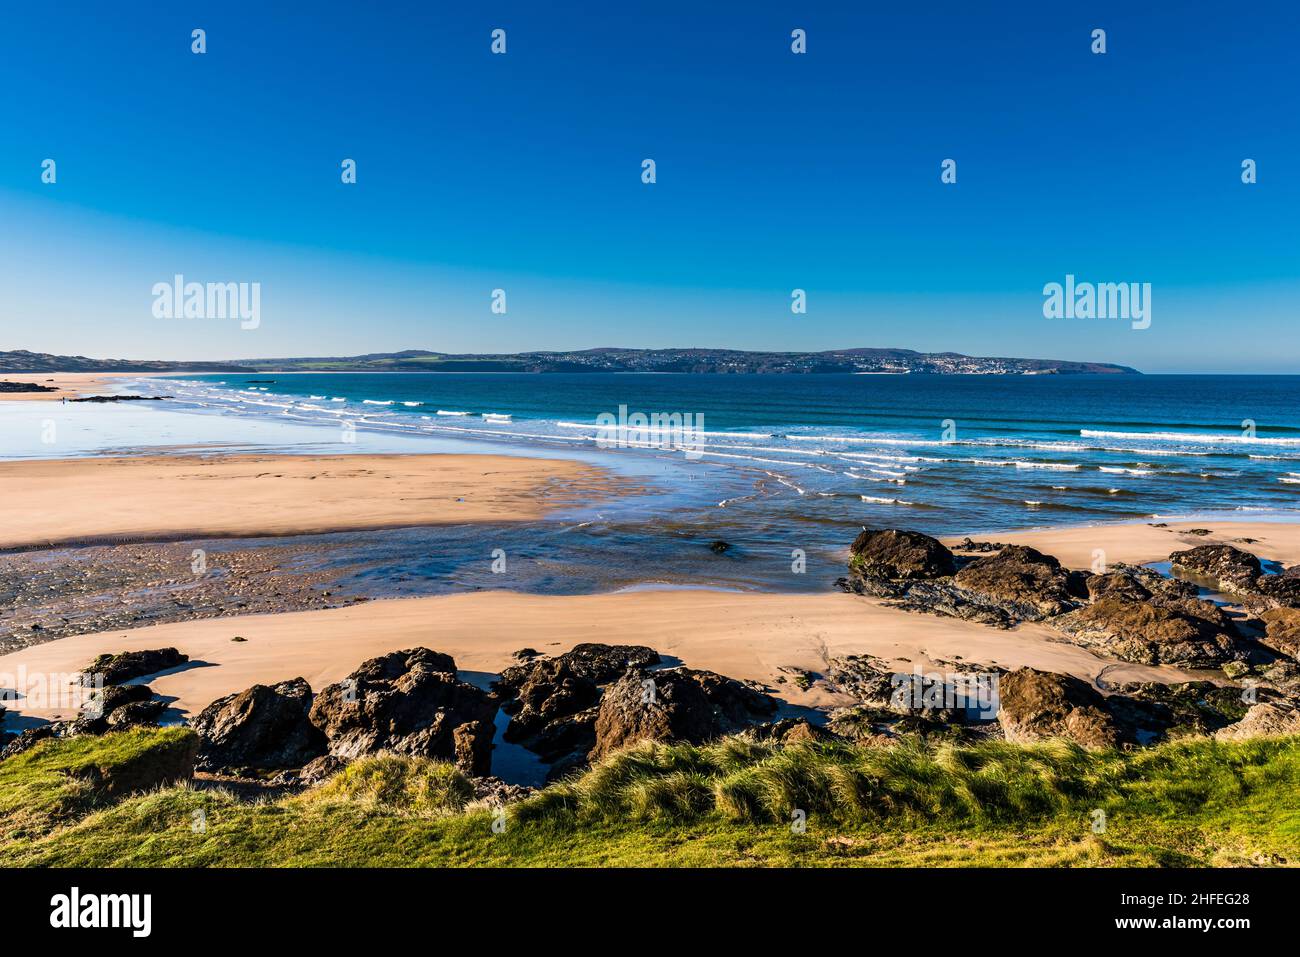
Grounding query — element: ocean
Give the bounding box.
[58,370,1290,597]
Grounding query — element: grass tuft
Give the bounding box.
[302,755,473,815]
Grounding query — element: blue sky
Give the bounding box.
[0,1,1296,372]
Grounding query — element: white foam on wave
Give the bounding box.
[786,434,949,447]
[555,422,774,440]
[964,458,1079,471]
[1099,466,1154,475]
[362,399,393,406]
[1082,429,1300,446]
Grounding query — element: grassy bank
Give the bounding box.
[4,730,1299,866]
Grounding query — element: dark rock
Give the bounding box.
[996,668,1122,749]
[747,717,838,745]
[1056,596,1241,667]
[1086,571,1152,603]
[823,655,898,708]
[104,699,166,730]
[1103,681,1249,741]
[193,677,327,772]
[953,537,1005,553]
[1254,575,1300,608]
[1258,608,1300,659]
[590,666,777,760]
[837,574,1019,628]
[69,683,158,735]
[297,754,348,785]
[709,540,731,554]
[849,528,955,580]
[824,654,998,723]
[82,648,188,685]
[471,775,536,806]
[952,545,1080,619]
[493,644,664,767]
[501,659,600,742]
[497,643,661,690]
[0,724,60,759]
[308,648,496,777]
[1169,544,1262,590]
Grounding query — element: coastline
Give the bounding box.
[2,372,1299,730]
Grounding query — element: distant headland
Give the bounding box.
[0,348,1140,376]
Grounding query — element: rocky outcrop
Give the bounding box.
[498,642,660,689]
[193,677,327,772]
[67,683,163,736]
[590,666,777,760]
[1253,574,1300,609]
[1057,596,1242,667]
[308,648,496,777]
[953,546,1085,620]
[996,668,1122,749]
[1214,702,1300,741]
[1259,608,1300,659]
[1169,544,1262,590]
[839,533,1084,628]
[493,643,662,764]
[0,724,58,759]
[746,717,838,745]
[1102,681,1249,741]
[81,648,188,685]
[849,528,955,580]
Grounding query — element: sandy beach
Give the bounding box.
[1,446,1297,726]
[0,453,616,549]
[0,587,1206,724]
[0,370,132,400]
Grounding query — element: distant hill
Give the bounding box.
[0,347,1140,375]
[230,347,1140,375]
[0,350,253,373]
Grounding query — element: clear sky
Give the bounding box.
[0,1,1296,372]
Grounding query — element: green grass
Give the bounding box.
[4,730,1299,867]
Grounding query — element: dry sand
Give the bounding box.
[0,453,614,549]
[0,589,1204,723]
[0,371,133,401]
